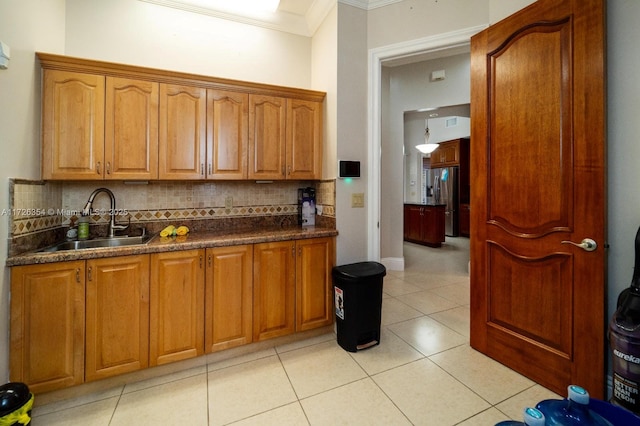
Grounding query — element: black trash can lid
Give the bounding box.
[0,382,30,417]
[332,261,386,280]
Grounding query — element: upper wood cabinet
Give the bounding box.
[42,70,105,180]
[10,261,86,394]
[207,89,249,179]
[42,70,159,180]
[248,94,287,180]
[158,83,207,180]
[287,99,322,180]
[106,77,159,179]
[38,52,325,181]
[249,95,323,180]
[430,140,460,168]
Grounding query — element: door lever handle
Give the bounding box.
[561,238,597,252]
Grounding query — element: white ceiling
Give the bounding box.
[140,0,404,36]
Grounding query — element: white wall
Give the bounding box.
[335,3,369,264]
[312,5,338,180]
[367,0,490,49]
[0,0,66,382]
[64,0,312,88]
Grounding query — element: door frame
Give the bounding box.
[367,25,487,262]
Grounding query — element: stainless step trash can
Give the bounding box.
[332,262,386,352]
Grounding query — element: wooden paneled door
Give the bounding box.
[470,0,606,397]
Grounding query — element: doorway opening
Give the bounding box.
[368,25,486,270]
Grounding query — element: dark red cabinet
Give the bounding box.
[403,204,446,247]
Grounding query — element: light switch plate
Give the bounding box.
[225,196,233,209]
[352,193,364,208]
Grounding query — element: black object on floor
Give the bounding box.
[333,261,386,352]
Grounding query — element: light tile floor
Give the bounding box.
[30,238,561,425]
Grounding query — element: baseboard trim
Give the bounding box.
[380,257,404,271]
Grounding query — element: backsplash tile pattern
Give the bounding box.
[9,179,336,254]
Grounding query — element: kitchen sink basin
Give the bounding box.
[39,235,154,252]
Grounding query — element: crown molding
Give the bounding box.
[139,0,336,37]
[338,0,403,11]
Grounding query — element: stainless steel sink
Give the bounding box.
[39,235,154,252]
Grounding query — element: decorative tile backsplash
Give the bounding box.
[8,179,336,239]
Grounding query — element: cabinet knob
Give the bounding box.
[96,162,101,175]
[106,162,111,175]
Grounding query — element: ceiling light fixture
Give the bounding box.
[415,120,439,154]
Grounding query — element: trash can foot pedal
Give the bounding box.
[356,340,378,350]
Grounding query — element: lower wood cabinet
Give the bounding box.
[296,237,335,332]
[253,237,335,341]
[253,241,296,341]
[10,261,85,394]
[205,245,253,353]
[150,250,205,366]
[10,236,335,392]
[85,255,150,382]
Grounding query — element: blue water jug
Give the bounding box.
[495,407,545,426]
[536,385,612,426]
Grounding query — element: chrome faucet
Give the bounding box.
[82,188,129,238]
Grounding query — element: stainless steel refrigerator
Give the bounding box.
[425,166,459,237]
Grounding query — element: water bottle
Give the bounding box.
[536,385,612,426]
[495,407,545,426]
[610,226,640,414]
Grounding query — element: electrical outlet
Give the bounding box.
[225,196,233,209]
[351,193,365,208]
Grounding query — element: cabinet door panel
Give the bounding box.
[249,95,286,180]
[85,255,149,381]
[207,90,248,179]
[10,261,85,393]
[296,238,334,331]
[159,84,206,179]
[105,77,159,179]
[253,241,295,341]
[205,245,253,352]
[287,99,322,180]
[150,250,204,366]
[42,70,105,179]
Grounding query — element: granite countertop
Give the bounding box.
[7,226,339,267]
